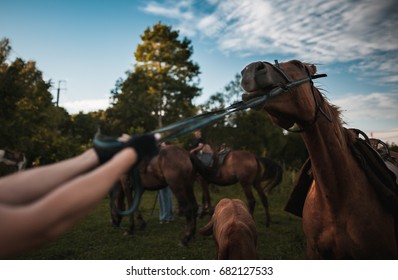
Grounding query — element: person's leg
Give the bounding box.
[158,189,167,223]
[164,186,173,222]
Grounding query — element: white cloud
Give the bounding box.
[142,0,398,78]
[61,99,110,114]
[141,0,398,137]
[333,92,398,121]
[332,92,398,144]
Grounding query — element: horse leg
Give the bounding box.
[109,182,125,228]
[241,183,256,215]
[135,210,146,230]
[123,177,136,235]
[241,181,272,227]
[198,176,213,217]
[172,185,198,246]
[253,182,271,227]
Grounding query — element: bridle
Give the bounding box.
[262,60,332,132]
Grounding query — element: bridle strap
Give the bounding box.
[269,60,332,132]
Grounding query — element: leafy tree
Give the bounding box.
[70,111,102,146]
[108,22,201,134]
[0,38,80,167]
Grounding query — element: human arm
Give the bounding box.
[190,142,204,154]
[0,134,158,259]
[0,149,99,205]
[0,148,136,258]
[0,133,157,205]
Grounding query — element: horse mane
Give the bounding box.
[313,83,346,127]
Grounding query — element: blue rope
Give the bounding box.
[116,168,143,216]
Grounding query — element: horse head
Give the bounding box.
[241,60,329,131]
[0,149,27,171]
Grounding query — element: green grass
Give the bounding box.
[16,170,306,260]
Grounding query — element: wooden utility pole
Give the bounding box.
[55,80,66,107]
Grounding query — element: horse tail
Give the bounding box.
[256,156,283,193]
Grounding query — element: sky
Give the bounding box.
[2,0,398,143]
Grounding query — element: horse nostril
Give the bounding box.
[241,61,268,92]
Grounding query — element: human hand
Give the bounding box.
[126,134,159,163]
[93,133,125,164]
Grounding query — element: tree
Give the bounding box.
[0,38,80,167]
[108,22,201,134]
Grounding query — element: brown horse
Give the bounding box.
[0,149,26,171]
[191,149,283,227]
[241,59,397,259]
[109,174,147,232]
[110,144,198,245]
[199,198,257,259]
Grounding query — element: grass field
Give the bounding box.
[16,170,306,260]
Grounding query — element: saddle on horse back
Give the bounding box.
[197,145,231,168]
[285,128,398,218]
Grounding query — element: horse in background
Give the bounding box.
[241,59,397,259]
[0,149,27,172]
[191,145,283,227]
[199,198,257,259]
[109,144,198,246]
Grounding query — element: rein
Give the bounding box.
[118,60,328,216]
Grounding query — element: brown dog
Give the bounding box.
[199,198,257,259]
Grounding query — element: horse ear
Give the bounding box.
[308,64,317,75]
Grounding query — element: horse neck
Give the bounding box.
[300,101,359,198]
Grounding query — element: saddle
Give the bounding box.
[217,149,230,165]
[285,129,398,218]
[197,148,231,168]
[351,137,398,218]
[197,152,214,167]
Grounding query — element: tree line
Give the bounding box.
[3,22,365,175]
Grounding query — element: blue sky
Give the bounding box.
[2,0,398,143]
